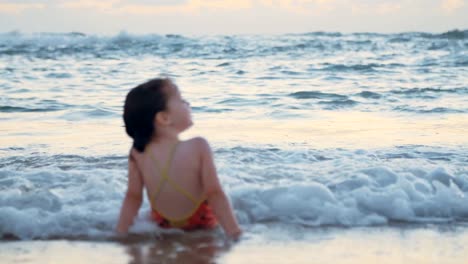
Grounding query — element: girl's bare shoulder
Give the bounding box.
[181,137,211,154]
[129,147,141,160]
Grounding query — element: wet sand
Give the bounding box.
[1,225,467,264]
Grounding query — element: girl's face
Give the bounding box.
[165,81,192,132]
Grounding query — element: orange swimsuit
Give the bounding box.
[149,142,218,230]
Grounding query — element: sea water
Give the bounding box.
[0,30,467,241]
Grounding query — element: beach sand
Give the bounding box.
[1,225,467,264]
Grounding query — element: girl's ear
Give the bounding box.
[155,111,170,126]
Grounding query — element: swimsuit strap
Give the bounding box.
[150,141,201,208]
[150,142,179,203]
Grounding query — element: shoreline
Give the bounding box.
[2,224,468,264]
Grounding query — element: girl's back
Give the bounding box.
[132,138,203,220]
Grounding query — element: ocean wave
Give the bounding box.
[233,166,468,227]
[1,143,467,240]
[217,98,261,107]
[455,58,468,67]
[216,62,231,67]
[393,106,465,114]
[427,42,449,50]
[0,30,468,60]
[45,72,73,79]
[388,36,412,43]
[0,104,64,113]
[264,42,326,54]
[318,99,359,109]
[301,31,343,37]
[0,155,126,171]
[0,106,46,112]
[356,91,382,99]
[59,108,119,121]
[1,30,466,60]
[289,91,347,100]
[436,29,468,39]
[399,30,468,40]
[320,63,381,72]
[191,106,233,113]
[390,87,468,96]
[1,164,467,240]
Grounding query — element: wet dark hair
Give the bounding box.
[123,78,170,152]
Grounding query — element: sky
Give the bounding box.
[0,0,467,35]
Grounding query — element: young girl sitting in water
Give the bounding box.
[116,78,242,238]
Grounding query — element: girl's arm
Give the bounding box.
[116,150,144,234]
[198,138,242,239]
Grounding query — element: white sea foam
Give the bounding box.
[232,166,468,226]
[0,156,466,239]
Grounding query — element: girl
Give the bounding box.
[116,78,242,239]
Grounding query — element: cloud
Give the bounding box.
[256,0,404,15]
[55,0,346,15]
[0,2,45,13]
[57,0,252,14]
[258,0,338,14]
[441,0,465,12]
[351,1,402,15]
[58,0,119,11]
[0,0,421,16]
[117,0,253,14]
